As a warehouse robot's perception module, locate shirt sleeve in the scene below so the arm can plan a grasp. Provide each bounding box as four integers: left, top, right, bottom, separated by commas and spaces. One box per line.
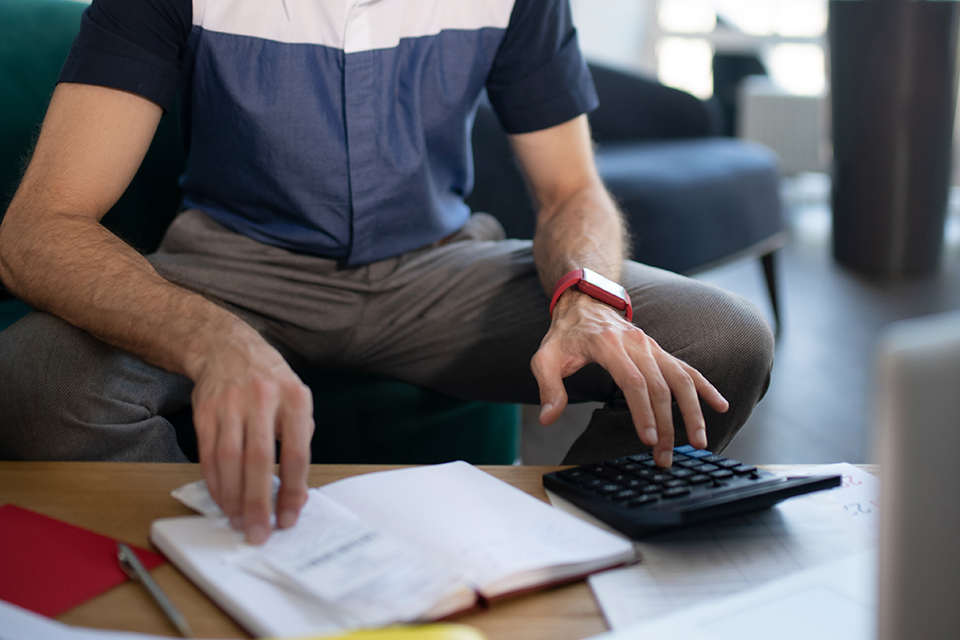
485, 0, 599, 134
58, 0, 192, 111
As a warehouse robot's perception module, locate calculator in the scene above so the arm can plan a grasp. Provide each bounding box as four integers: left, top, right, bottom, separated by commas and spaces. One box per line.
543, 445, 842, 538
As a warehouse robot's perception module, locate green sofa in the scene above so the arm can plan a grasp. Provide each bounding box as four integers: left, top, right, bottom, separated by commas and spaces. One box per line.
0, 0, 520, 464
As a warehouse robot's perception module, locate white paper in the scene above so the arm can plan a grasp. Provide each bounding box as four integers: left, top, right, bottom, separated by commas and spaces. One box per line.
550, 462, 879, 630
319, 461, 638, 591
585, 550, 877, 640
0, 599, 228, 640
170, 476, 281, 517
237, 491, 467, 626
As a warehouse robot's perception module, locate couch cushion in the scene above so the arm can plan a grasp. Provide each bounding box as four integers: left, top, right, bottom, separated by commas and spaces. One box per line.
596, 138, 784, 274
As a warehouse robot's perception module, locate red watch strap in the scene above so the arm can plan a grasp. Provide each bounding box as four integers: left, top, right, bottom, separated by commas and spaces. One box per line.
549, 269, 633, 322
548, 269, 585, 317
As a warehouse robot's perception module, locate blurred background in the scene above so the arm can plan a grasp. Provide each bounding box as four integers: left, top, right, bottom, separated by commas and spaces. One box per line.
522, 0, 960, 465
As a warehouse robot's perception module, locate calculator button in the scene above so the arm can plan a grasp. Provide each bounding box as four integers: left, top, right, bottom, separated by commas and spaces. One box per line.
684, 449, 714, 459
596, 483, 624, 494
620, 463, 644, 472
641, 459, 660, 468
649, 474, 670, 483
664, 480, 689, 488
627, 494, 659, 507
625, 478, 649, 489
676, 459, 703, 468
717, 459, 742, 469
672, 453, 691, 462
613, 489, 639, 500
673, 445, 696, 454
694, 463, 720, 473
609, 474, 632, 483
628, 453, 654, 462
558, 469, 590, 482
662, 487, 692, 498
732, 464, 757, 475
709, 469, 734, 480
581, 464, 606, 475
608, 456, 634, 467
582, 478, 605, 488
699, 455, 725, 464
669, 468, 695, 478
641, 484, 661, 494
687, 474, 712, 484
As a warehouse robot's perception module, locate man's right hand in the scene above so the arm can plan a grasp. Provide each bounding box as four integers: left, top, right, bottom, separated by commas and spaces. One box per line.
187, 329, 315, 545
0, 82, 314, 546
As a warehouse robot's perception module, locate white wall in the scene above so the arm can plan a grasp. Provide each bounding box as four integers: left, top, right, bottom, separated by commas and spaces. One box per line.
570, 0, 657, 75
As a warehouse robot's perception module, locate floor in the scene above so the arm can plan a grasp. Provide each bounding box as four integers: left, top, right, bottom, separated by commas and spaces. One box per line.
520, 174, 960, 465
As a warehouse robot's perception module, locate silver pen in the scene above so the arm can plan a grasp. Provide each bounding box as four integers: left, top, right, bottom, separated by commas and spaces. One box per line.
117, 542, 195, 638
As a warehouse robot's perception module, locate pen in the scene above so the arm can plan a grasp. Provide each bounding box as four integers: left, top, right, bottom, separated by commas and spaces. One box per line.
117, 542, 195, 638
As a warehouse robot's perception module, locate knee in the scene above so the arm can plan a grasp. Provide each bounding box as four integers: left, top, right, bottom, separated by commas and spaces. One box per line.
713, 295, 773, 396
682, 290, 774, 452
0, 312, 189, 461
0, 313, 104, 459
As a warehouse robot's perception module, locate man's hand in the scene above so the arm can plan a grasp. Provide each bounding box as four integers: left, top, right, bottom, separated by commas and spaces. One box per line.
0, 82, 313, 545
187, 331, 315, 545
531, 290, 729, 468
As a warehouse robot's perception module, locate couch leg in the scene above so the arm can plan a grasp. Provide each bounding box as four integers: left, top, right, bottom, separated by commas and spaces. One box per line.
760, 252, 782, 338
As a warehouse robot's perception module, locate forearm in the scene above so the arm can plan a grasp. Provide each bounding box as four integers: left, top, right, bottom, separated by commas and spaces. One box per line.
532, 182, 629, 295
0, 209, 256, 380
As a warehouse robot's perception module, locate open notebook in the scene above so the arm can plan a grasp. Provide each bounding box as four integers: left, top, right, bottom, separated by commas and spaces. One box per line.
151, 461, 639, 638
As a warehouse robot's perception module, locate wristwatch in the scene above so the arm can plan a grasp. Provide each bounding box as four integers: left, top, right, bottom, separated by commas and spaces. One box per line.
549, 268, 633, 322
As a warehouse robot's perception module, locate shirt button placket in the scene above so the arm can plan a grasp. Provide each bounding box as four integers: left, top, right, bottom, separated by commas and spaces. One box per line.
342, 0, 376, 265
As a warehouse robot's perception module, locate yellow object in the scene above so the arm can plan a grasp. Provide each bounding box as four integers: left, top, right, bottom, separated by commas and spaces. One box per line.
282, 624, 488, 640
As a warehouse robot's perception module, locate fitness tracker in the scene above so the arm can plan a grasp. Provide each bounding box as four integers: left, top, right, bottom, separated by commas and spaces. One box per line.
549, 268, 633, 322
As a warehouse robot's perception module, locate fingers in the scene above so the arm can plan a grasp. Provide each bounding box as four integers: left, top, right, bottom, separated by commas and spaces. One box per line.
241, 381, 278, 545
596, 341, 674, 467
276, 383, 313, 530
656, 354, 707, 451
215, 393, 245, 530
194, 373, 314, 545
530, 345, 571, 425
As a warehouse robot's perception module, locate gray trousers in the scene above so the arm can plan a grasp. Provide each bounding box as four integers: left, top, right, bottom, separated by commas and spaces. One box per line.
0, 210, 774, 464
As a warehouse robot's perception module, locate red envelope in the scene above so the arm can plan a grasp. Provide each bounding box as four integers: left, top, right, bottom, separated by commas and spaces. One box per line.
0, 504, 165, 617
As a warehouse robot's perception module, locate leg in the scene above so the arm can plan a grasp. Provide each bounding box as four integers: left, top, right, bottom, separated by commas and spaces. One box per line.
760, 251, 782, 337
0, 312, 193, 461
340, 231, 773, 463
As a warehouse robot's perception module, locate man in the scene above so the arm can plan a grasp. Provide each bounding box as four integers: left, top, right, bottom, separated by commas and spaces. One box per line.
0, 0, 773, 544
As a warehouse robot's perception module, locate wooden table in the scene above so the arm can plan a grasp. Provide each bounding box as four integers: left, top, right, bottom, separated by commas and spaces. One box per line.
0, 462, 604, 640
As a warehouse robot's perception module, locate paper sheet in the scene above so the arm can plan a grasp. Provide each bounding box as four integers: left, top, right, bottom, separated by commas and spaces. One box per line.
237, 490, 468, 627
549, 463, 879, 630
0, 599, 212, 640
171, 476, 281, 517
584, 550, 877, 640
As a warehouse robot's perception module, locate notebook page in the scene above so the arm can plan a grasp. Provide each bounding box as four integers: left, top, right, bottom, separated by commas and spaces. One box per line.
319, 461, 637, 591
236, 491, 470, 626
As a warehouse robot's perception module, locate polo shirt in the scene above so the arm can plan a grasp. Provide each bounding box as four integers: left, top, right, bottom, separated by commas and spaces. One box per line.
59, 0, 599, 265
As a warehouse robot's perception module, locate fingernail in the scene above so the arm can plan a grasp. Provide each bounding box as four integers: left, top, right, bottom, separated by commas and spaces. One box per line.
247, 523, 269, 545
278, 510, 297, 529
658, 450, 673, 467
644, 428, 658, 445
539, 403, 553, 421
230, 516, 242, 530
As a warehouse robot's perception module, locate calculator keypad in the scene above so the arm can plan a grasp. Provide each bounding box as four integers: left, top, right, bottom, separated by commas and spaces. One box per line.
556, 446, 764, 508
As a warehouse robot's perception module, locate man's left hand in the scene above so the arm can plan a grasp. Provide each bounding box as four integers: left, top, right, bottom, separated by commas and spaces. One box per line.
531, 290, 729, 468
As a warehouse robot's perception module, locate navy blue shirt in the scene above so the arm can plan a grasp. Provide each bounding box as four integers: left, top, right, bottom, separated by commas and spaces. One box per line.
60, 0, 598, 265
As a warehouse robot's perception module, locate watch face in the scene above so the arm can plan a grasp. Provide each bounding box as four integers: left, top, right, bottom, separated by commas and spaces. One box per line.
580, 268, 628, 302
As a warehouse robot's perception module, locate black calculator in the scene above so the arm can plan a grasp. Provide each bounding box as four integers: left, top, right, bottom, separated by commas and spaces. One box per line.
543, 445, 842, 538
